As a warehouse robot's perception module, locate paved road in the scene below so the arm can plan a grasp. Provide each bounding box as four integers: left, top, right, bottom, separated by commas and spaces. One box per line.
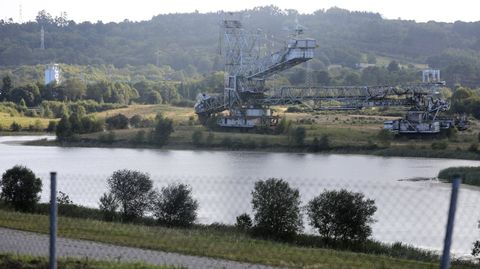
0, 228, 280, 269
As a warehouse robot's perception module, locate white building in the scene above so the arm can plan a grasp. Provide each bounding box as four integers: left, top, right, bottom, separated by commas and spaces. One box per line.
45, 64, 61, 85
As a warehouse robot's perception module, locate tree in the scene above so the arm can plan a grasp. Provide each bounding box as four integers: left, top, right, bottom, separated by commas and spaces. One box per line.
106, 114, 129, 129
311, 135, 330, 152
103, 169, 154, 221
1, 75, 13, 101
153, 183, 198, 227
275, 116, 291, 134
56, 115, 72, 141
129, 114, 143, 128
62, 78, 87, 101
151, 113, 174, 146
307, 189, 377, 241
0, 165, 42, 212
69, 112, 84, 133
251, 178, 302, 240
290, 127, 306, 146
46, 121, 57, 132
387, 60, 400, 72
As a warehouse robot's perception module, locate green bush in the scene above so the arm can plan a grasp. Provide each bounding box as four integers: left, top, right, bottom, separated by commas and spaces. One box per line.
438, 166, 480, 186
106, 114, 129, 130
10, 121, 21, 132
151, 113, 174, 147
235, 213, 252, 231
431, 141, 448, 150
191, 130, 203, 146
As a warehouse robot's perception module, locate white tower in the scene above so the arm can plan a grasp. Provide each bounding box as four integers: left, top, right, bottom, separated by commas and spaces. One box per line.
45, 64, 61, 85
422, 69, 441, 83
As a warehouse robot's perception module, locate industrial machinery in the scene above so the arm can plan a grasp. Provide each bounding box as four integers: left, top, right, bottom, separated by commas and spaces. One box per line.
195, 16, 467, 134
195, 16, 316, 128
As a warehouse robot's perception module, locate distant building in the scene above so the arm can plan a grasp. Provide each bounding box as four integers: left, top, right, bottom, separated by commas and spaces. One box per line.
45, 64, 61, 85
422, 69, 441, 83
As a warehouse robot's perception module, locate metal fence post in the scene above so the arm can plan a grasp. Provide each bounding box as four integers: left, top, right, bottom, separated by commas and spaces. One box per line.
49, 172, 57, 269
440, 177, 461, 269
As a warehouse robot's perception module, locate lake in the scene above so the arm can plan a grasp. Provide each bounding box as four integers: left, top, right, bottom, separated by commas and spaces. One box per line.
1, 135, 479, 257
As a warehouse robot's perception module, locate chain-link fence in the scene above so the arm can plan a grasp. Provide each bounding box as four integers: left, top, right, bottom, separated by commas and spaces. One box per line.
1, 171, 479, 269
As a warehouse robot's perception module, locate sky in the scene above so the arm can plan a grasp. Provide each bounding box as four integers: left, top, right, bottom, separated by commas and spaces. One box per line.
1, 0, 479, 24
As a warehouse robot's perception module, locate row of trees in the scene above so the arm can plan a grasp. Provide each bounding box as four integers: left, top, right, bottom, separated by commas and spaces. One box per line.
97, 172, 377, 242
0, 73, 223, 107
99, 170, 198, 226
238, 178, 377, 242
55, 112, 174, 146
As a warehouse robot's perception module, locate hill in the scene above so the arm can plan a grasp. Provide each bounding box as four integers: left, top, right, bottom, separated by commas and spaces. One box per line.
1, 6, 480, 87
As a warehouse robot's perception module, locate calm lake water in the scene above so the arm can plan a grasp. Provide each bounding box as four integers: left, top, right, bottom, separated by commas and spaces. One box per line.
1, 135, 480, 256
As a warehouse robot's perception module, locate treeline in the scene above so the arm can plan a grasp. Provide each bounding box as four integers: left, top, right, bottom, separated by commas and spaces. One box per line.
0, 70, 224, 107
1, 6, 480, 87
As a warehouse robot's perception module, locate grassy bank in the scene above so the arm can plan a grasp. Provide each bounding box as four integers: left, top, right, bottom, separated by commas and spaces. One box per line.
0, 254, 175, 269
9, 103, 480, 160
0, 208, 476, 269
438, 167, 480, 186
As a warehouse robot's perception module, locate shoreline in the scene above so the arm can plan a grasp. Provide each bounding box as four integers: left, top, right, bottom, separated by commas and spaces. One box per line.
22, 136, 480, 161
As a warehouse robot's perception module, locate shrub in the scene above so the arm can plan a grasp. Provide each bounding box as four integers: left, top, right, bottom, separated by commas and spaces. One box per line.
98, 131, 115, 144
377, 129, 393, 147
431, 141, 448, 150
99, 192, 118, 221
151, 113, 174, 147
57, 191, 73, 205
129, 114, 143, 128
438, 166, 480, 186
251, 178, 302, 240
46, 120, 57, 132
153, 183, 198, 227
56, 115, 72, 141
307, 189, 377, 242
205, 132, 215, 145
106, 114, 129, 130
235, 213, 253, 231
10, 121, 21, 132
101, 169, 154, 221
0, 165, 42, 212
290, 127, 306, 146
132, 130, 146, 144
311, 135, 330, 152
468, 143, 478, 152
191, 130, 203, 146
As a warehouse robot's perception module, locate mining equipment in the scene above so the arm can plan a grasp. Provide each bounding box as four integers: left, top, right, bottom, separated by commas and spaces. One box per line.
194, 16, 467, 134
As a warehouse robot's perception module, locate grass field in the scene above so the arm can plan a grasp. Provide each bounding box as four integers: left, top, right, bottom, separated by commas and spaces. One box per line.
0, 209, 475, 269
0, 112, 53, 131
0, 254, 175, 269
93, 104, 195, 123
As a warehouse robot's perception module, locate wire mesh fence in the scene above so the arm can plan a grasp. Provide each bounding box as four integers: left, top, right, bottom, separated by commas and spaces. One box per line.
1, 172, 480, 268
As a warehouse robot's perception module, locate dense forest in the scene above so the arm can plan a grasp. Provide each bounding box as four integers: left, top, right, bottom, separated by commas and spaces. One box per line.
1, 6, 480, 98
